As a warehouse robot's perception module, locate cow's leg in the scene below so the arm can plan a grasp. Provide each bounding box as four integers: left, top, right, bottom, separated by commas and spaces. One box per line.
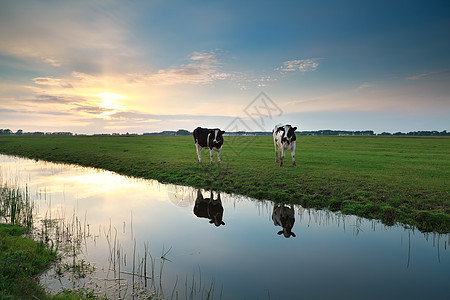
196, 143, 202, 163
280, 147, 285, 167
209, 148, 214, 165
274, 141, 279, 163
291, 143, 296, 167
217, 147, 222, 166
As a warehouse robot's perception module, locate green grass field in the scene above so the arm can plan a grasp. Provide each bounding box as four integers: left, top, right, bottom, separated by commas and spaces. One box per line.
0, 135, 448, 232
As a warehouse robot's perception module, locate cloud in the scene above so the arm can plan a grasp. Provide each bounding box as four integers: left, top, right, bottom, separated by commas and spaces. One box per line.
32, 94, 80, 104
277, 58, 320, 72
407, 70, 450, 80
33, 77, 73, 88
282, 80, 450, 115
72, 105, 113, 116
129, 51, 230, 86
0, 1, 135, 69
353, 82, 374, 92
0, 107, 71, 116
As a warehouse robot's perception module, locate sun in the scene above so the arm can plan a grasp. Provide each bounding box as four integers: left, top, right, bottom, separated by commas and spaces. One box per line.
95, 92, 126, 118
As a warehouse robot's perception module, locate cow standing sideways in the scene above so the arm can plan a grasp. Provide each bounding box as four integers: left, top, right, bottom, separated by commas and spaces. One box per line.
273, 124, 297, 167
193, 127, 225, 165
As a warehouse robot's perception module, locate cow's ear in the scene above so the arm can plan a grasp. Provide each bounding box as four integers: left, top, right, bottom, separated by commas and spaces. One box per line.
291, 232, 296, 237
221, 221, 225, 226
220, 130, 225, 134
277, 230, 283, 235
293, 127, 297, 131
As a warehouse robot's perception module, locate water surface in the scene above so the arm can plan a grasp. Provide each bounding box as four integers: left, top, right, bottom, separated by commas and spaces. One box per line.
0, 154, 448, 299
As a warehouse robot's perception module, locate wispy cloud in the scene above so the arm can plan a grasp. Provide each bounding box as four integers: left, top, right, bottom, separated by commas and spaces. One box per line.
282, 80, 450, 115
31, 95, 80, 104
353, 82, 374, 92
407, 70, 450, 80
276, 58, 320, 72
129, 51, 230, 86
33, 77, 73, 88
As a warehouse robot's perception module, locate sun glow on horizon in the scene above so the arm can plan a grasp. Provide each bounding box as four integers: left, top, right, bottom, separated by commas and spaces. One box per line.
95, 92, 127, 119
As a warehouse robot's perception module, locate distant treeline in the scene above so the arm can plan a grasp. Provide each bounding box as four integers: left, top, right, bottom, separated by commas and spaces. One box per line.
299, 130, 450, 136
143, 129, 191, 136
1, 128, 449, 137
223, 130, 450, 136
0, 129, 73, 136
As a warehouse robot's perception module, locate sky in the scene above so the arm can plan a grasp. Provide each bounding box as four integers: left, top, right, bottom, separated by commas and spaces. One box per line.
0, 0, 449, 134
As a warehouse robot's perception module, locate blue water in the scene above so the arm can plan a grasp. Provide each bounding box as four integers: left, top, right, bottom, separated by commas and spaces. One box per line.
0, 154, 448, 299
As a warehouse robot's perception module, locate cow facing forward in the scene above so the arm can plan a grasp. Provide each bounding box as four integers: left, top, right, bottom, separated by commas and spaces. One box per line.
193, 127, 225, 165
272, 204, 296, 238
273, 124, 297, 167
193, 190, 225, 227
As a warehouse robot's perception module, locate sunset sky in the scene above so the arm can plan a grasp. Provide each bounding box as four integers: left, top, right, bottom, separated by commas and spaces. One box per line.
1, 0, 449, 134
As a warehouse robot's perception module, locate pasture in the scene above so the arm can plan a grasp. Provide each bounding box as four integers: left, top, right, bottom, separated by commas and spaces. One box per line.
0, 135, 448, 232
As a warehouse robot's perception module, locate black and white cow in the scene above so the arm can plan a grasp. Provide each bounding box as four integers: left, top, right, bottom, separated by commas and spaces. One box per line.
193, 190, 225, 227
272, 204, 296, 238
273, 124, 297, 167
193, 127, 225, 165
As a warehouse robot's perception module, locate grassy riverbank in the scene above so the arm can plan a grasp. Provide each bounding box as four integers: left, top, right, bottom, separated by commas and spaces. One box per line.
0, 170, 104, 299
0, 135, 448, 233
0, 224, 104, 299
0, 224, 55, 299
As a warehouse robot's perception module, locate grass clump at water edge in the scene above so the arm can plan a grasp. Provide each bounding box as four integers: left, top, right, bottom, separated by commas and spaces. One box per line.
0, 177, 104, 299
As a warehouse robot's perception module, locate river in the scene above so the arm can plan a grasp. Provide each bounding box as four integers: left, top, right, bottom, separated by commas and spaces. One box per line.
0, 154, 448, 299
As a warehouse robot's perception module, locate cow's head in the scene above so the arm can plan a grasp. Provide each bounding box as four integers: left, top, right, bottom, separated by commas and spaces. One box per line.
282, 125, 297, 144
210, 129, 225, 148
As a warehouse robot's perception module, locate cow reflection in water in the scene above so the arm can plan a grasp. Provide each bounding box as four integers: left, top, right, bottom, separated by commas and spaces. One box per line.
193, 190, 225, 227
272, 205, 296, 238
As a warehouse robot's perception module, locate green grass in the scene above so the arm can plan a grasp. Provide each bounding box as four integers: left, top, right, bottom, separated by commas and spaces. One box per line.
0, 224, 56, 299
0, 135, 449, 233
0, 224, 103, 300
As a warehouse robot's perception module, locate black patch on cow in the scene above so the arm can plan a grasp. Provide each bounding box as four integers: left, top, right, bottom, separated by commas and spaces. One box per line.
193, 127, 225, 149
286, 126, 297, 143
277, 125, 297, 145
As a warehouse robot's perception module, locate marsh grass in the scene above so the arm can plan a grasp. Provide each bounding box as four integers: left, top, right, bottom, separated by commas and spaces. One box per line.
102, 219, 222, 299
0, 182, 34, 228
0, 174, 56, 299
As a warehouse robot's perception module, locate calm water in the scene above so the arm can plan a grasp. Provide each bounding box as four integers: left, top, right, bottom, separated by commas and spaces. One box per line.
0, 154, 448, 299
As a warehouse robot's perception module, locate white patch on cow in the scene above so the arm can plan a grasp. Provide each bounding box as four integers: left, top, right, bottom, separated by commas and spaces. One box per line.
217, 146, 221, 165
206, 132, 211, 148
214, 129, 219, 144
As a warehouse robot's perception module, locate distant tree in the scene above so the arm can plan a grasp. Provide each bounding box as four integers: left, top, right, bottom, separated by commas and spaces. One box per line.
0, 129, 12, 135
176, 129, 191, 136
16, 129, 23, 135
